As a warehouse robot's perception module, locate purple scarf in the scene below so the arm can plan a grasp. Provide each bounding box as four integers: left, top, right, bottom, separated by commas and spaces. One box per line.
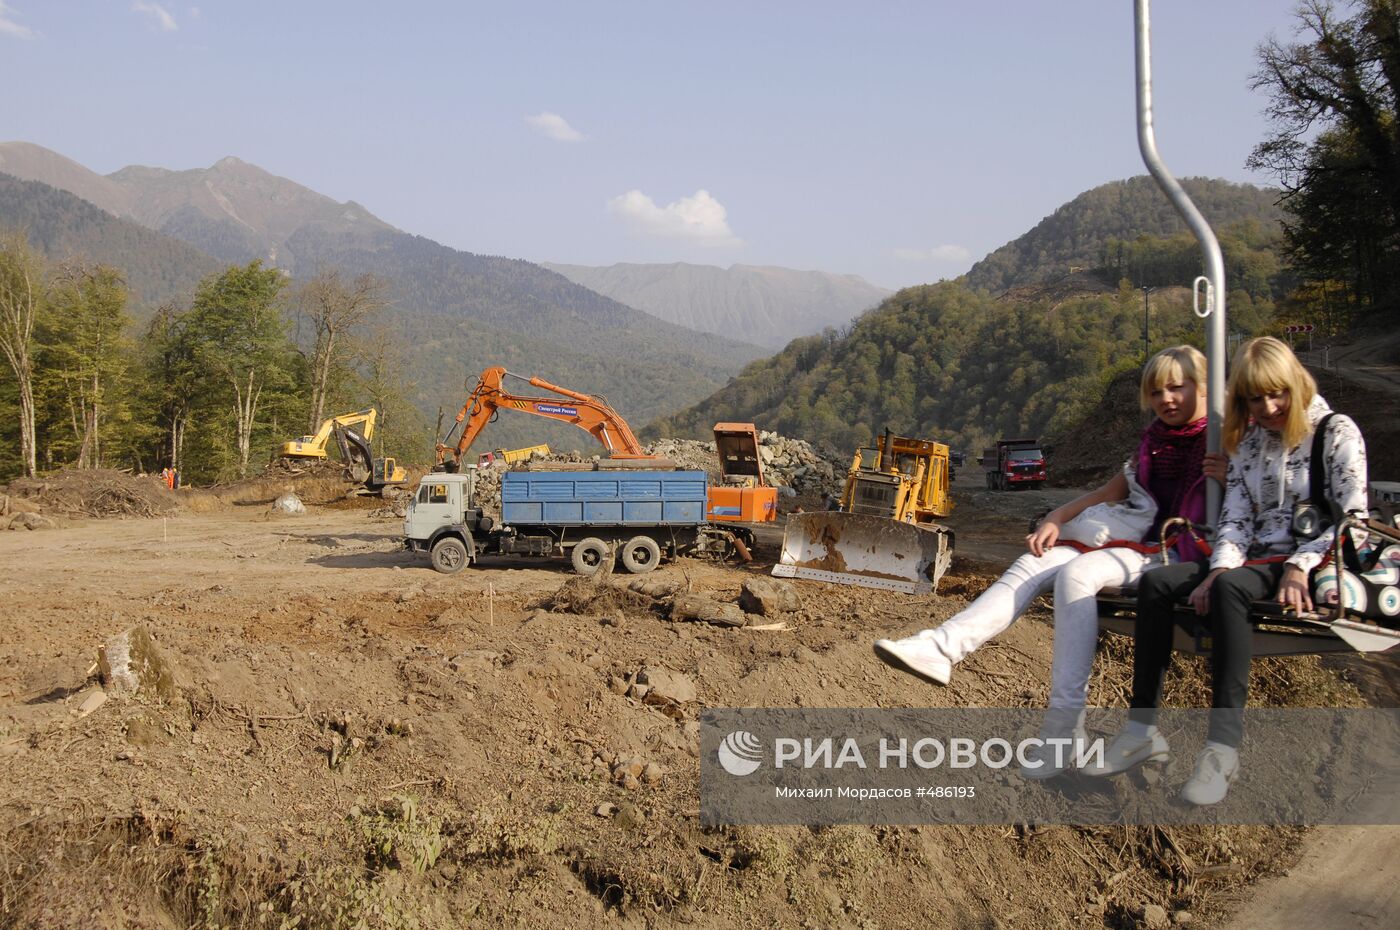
1136, 417, 1208, 557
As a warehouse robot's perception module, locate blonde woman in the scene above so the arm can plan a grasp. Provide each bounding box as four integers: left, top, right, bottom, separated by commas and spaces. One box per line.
875, 346, 1221, 777
1089, 337, 1368, 804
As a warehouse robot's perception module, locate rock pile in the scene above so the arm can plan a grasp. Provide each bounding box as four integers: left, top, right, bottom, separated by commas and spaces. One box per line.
645, 431, 846, 500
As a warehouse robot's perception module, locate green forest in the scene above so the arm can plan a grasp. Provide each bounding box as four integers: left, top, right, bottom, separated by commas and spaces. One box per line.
649, 280, 1215, 455
0, 246, 430, 482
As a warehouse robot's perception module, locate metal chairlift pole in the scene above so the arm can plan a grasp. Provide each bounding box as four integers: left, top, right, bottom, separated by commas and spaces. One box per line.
1134, 0, 1227, 524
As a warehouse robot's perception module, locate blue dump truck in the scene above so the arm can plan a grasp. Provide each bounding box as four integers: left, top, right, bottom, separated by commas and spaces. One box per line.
403, 467, 729, 575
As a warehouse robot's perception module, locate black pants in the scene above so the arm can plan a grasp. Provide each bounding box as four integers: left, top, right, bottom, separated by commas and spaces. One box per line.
1130, 559, 1285, 747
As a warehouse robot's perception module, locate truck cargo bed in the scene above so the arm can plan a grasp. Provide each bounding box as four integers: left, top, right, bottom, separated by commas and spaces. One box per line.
501, 470, 708, 526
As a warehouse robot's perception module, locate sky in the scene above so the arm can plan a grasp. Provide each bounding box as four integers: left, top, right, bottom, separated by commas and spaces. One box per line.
0, 1, 1312, 290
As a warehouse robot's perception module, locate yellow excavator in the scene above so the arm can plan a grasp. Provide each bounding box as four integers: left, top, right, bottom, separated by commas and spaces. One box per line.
773, 429, 954, 594
281, 409, 379, 460
281, 408, 406, 494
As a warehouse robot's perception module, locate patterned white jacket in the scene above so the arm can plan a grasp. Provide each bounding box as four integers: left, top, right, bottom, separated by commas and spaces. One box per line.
1212, 394, 1368, 574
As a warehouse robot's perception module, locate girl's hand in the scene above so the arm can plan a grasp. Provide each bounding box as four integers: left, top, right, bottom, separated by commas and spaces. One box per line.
1026, 516, 1061, 557
1276, 564, 1313, 614
1188, 569, 1226, 615
1203, 452, 1228, 485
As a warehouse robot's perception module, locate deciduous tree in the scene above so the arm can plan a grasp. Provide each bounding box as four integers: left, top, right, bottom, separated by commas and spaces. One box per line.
1249, 0, 1400, 315
0, 232, 43, 477
186, 261, 292, 478
293, 268, 388, 431
40, 263, 132, 468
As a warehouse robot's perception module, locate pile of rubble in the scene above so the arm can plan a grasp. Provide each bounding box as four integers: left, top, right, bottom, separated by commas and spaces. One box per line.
466, 432, 846, 519
1, 468, 182, 528
644, 431, 846, 498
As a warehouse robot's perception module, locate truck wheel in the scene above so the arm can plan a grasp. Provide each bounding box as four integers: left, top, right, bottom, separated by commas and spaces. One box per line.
430, 537, 469, 574
571, 537, 611, 576
620, 535, 662, 574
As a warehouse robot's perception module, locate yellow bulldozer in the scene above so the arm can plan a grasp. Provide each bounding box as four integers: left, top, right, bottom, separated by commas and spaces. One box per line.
773, 429, 955, 594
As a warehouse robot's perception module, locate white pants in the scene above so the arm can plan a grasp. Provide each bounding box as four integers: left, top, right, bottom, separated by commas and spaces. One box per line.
916, 546, 1169, 710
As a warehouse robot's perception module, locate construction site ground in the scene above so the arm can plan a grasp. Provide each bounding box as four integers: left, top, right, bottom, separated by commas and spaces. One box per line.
0, 466, 1395, 930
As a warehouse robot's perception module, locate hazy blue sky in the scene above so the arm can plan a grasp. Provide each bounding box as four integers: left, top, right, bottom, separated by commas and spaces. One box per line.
2, 1, 1309, 289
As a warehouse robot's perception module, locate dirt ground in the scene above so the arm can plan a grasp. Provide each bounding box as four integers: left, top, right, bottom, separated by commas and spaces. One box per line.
0, 463, 1392, 930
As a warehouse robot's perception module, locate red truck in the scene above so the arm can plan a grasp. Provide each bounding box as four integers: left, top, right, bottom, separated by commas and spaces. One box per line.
980, 438, 1047, 490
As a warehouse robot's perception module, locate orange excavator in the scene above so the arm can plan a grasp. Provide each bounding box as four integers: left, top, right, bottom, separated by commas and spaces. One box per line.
434, 366, 656, 470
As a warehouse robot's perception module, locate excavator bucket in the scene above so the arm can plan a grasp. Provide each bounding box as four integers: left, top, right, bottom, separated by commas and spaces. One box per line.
772, 512, 954, 595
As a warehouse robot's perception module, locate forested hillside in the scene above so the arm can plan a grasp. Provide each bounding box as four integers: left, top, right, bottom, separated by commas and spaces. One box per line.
648, 280, 1209, 456
0, 171, 771, 471
965, 176, 1285, 293
651, 177, 1291, 455
0, 173, 220, 309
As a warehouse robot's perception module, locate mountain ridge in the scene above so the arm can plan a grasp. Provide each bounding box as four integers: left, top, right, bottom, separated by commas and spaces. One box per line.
542, 260, 890, 349
0, 144, 770, 447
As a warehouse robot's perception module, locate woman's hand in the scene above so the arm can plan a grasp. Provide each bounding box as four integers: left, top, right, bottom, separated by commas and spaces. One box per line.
1203, 451, 1228, 485
1276, 564, 1313, 614
1026, 512, 1063, 557
1188, 568, 1227, 615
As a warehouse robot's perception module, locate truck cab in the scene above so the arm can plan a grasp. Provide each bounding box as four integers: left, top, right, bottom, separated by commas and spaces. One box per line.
403, 470, 491, 572
981, 438, 1047, 490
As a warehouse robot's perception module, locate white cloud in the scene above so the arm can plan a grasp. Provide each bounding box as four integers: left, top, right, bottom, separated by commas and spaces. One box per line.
0, 2, 35, 39
133, 1, 177, 32
895, 244, 972, 263
607, 189, 741, 247
525, 111, 584, 143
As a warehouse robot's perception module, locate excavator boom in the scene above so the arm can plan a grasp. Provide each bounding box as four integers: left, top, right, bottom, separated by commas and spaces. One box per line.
436, 366, 652, 468
281, 408, 378, 460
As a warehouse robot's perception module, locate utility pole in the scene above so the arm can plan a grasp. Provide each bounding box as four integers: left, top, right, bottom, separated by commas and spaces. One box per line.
1141, 286, 1152, 364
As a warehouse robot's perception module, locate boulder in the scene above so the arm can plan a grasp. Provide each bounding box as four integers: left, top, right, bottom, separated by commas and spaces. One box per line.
5, 512, 56, 531
739, 577, 801, 615
270, 493, 305, 515
636, 666, 696, 704
98, 626, 179, 702
1140, 904, 1170, 930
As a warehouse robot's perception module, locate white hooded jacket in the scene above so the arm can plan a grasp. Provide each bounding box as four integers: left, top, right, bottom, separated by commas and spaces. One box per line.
1211, 394, 1368, 574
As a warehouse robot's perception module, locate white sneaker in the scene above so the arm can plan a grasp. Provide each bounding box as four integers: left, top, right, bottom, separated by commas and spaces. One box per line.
873, 637, 952, 686
1180, 745, 1239, 806
1080, 727, 1170, 777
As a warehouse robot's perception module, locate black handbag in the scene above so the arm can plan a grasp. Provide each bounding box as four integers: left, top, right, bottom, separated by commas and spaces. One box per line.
1290, 413, 1339, 542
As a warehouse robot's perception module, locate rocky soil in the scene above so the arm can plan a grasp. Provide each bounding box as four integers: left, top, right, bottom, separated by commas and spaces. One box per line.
0, 455, 1387, 929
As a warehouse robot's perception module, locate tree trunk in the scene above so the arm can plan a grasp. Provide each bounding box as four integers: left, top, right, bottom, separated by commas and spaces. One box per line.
233, 368, 262, 478
308, 328, 336, 433
17, 376, 36, 478
91, 370, 100, 467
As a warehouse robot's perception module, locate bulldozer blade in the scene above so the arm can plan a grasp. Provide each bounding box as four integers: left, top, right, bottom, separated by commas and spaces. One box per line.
772, 512, 953, 595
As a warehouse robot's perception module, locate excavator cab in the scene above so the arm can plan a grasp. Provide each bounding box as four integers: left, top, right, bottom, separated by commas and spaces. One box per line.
707, 422, 778, 523
335, 425, 408, 495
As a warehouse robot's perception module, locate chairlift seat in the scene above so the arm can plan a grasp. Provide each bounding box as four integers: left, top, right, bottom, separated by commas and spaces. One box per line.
1095, 586, 1393, 656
